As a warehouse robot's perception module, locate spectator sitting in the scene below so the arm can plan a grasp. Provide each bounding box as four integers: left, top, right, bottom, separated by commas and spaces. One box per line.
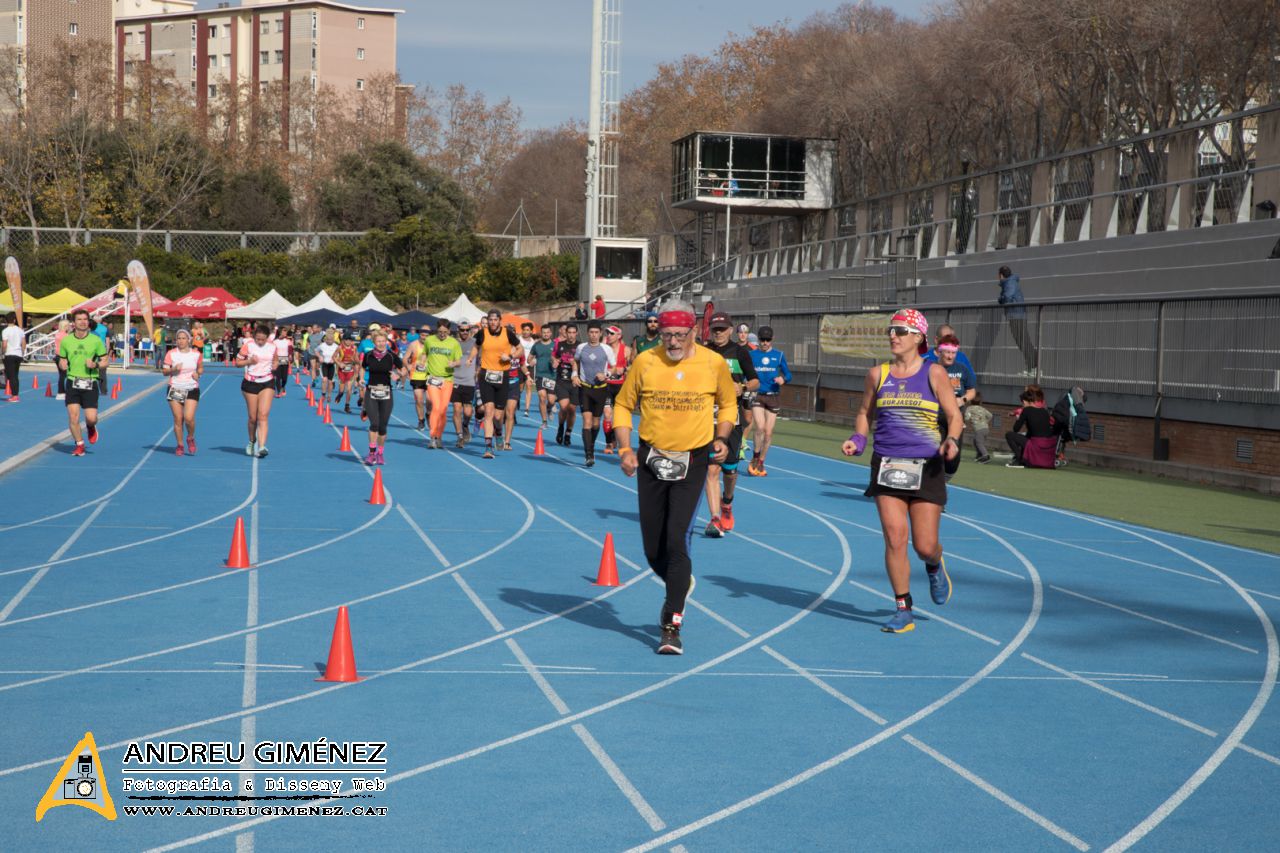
1005, 384, 1055, 468
964, 391, 993, 464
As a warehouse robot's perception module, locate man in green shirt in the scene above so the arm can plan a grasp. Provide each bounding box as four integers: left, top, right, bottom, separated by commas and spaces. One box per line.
58, 308, 110, 456
632, 312, 662, 355
423, 318, 464, 449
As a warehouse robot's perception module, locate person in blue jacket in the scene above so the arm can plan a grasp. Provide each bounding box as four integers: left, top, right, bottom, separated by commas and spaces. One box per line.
747, 325, 792, 476
998, 265, 1037, 374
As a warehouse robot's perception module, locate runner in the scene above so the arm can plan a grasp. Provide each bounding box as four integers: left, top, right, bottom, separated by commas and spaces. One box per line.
613, 298, 736, 655
499, 335, 526, 450
423, 318, 463, 449
335, 333, 360, 413
316, 329, 340, 404
291, 324, 307, 371
519, 321, 537, 415
631, 312, 662, 355
473, 309, 521, 459
405, 328, 431, 429
3, 313, 24, 401
307, 324, 325, 387
701, 312, 759, 537
529, 324, 556, 429
58, 309, 109, 457
842, 309, 962, 633
553, 323, 580, 446
736, 322, 757, 460
271, 326, 293, 398
601, 325, 628, 454
235, 323, 279, 458
355, 323, 380, 419
161, 328, 203, 456
361, 330, 404, 465
573, 321, 616, 467
747, 325, 792, 476
451, 321, 479, 448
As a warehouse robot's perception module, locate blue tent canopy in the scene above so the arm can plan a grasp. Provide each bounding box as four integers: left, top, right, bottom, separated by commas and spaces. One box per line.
392, 310, 441, 329
275, 308, 348, 327
344, 308, 398, 327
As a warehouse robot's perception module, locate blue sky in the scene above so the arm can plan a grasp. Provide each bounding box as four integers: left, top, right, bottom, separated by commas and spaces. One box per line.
199, 1, 932, 128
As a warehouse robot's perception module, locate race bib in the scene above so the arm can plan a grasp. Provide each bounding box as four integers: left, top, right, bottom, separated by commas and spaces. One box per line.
484, 370, 503, 384
428, 376, 444, 387
877, 457, 925, 491
540, 377, 556, 392
72, 377, 95, 391
369, 385, 391, 400
167, 387, 189, 403
645, 447, 691, 481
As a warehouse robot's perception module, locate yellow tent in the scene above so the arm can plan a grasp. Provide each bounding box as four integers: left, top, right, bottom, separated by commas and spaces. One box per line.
25, 288, 89, 314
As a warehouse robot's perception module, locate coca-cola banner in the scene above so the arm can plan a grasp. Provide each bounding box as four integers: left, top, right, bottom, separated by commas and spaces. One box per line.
161, 288, 246, 319
4, 256, 21, 326
126, 259, 155, 340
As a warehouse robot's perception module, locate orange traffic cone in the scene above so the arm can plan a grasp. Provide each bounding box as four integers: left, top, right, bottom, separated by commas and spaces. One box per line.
226, 516, 251, 569
339, 426, 352, 452
294, 372, 300, 385
323, 403, 332, 425
368, 468, 386, 505
533, 430, 545, 456
114, 377, 122, 394
594, 532, 620, 586
110, 385, 119, 400
31, 375, 39, 390
44, 382, 53, 397
316, 606, 361, 682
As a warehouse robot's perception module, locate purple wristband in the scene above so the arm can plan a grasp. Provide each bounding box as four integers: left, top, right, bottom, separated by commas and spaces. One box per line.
848, 434, 867, 455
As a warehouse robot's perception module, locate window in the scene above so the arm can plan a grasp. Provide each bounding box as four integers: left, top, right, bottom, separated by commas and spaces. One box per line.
69, 22, 78, 35
208, 54, 217, 68
259, 81, 268, 94
223, 53, 231, 68
275, 19, 284, 33
208, 84, 217, 98
191, 54, 197, 69
259, 51, 269, 66
124, 60, 134, 74
191, 22, 197, 39
274, 49, 284, 64
357, 17, 365, 29
356, 48, 364, 60
124, 32, 133, 46
355, 78, 364, 91
260, 21, 269, 35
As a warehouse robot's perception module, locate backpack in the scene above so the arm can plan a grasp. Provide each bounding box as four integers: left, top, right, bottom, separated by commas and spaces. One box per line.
1052, 386, 1091, 442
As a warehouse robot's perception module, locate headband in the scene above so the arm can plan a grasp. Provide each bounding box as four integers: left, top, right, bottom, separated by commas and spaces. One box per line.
937, 343, 959, 353
658, 310, 696, 328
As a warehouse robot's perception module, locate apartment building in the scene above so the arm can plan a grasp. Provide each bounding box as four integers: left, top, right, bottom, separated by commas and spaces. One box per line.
116, 0, 403, 144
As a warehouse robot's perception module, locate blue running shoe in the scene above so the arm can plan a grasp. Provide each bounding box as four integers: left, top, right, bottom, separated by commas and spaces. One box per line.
881, 609, 915, 633
927, 558, 951, 606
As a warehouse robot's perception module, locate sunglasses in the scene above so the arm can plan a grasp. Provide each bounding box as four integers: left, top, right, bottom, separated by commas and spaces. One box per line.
887, 326, 920, 337
660, 330, 691, 341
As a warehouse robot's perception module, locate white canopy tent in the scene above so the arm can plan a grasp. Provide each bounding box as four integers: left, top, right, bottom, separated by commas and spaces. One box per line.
435, 293, 487, 324
226, 289, 297, 320
289, 290, 346, 314
345, 291, 396, 316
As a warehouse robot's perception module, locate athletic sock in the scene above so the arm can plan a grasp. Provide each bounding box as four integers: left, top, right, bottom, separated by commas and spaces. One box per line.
925, 561, 941, 574
895, 592, 913, 611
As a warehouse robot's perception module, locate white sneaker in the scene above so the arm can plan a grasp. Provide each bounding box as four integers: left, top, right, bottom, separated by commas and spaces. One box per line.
245, 442, 256, 456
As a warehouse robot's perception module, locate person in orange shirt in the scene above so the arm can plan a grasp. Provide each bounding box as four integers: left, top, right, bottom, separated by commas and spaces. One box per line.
613, 299, 736, 656
472, 308, 521, 459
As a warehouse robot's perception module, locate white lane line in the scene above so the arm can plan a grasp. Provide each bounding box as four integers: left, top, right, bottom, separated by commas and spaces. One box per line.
505, 639, 569, 715
806, 667, 884, 675
695, 517, 833, 575
572, 723, 667, 832
499, 664, 598, 672
902, 734, 1091, 851
848, 579, 1003, 646
1074, 671, 1167, 680
944, 552, 1025, 580
398, 505, 451, 568
0, 501, 108, 622
1050, 585, 1258, 654
1238, 744, 1280, 768
237, 503, 261, 853
1023, 655, 1218, 738
621, 515, 1043, 853
457, 575, 505, 633
760, 645, 886, 725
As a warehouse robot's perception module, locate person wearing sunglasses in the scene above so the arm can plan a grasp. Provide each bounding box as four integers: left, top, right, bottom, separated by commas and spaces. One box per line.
613, 298, 737, 656
842, 308, 963, 634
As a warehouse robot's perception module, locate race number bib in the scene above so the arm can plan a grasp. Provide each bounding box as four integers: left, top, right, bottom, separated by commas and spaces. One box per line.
72, 377, 95, 391
877, 457, 925, 491
645, 447, 691, 481
369, 385, 391, 400
427, 376, 444, 387
540, 377, 556, 392
167, 387, 189, 403
484, 370, 503, 384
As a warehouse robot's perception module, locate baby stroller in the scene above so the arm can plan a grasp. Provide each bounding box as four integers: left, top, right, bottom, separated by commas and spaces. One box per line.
1050, 386, 1091, 468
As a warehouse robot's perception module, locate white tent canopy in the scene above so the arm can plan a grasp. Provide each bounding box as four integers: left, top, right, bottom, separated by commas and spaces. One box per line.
345, 291, 396, 316
226, 289, 297, 320
289, 290, 346, 314
435, 293, 487, 324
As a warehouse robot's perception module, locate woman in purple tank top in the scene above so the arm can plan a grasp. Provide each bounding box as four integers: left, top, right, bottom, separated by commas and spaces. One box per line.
842, 309, 963, 635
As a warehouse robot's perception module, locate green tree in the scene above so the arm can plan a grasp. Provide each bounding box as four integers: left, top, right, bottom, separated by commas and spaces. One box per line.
203, 165, 297, 233
319, 141, 473, 232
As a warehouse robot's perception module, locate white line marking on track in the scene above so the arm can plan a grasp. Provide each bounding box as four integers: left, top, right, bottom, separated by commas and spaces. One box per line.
499, 663, 598, 672
505, 639, 569, 715
572, 722, 667, 832
760, 645, 886, 725
847, 579, 1003, 646
398, 505, 451, 568
1049, 585, 1258, 654
1074, 671, 1167, 680
237, 502, 261, 853
0, 500, 108, 622
1238, 744, 1280, 768
457, 575, 505, 633
902, 734, 1091, 851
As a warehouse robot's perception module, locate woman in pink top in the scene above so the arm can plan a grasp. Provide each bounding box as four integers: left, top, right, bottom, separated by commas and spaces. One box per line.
235, 323, 279, 458
162, 328, 204, 456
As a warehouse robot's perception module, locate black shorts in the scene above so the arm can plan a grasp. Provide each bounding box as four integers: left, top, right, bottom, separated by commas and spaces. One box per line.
64, 383, 100, 409
321, 363, 336, 379
711, 423, 744, 472
241, 379, 274, 395
555, 379, 579, 406
478, 378, 508, 408
451, 384, 475, 404
167, 387, 201, 403
535, 376, 557, 395
752, 394, 780, 412
864, 453, 947, 506
410, 378, 428, 390
579, 384, 609, 417
605, 384, 623, 405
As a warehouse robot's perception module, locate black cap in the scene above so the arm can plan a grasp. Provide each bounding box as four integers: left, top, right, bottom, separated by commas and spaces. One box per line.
758, 325, 774, 340
709, 311, 733, 329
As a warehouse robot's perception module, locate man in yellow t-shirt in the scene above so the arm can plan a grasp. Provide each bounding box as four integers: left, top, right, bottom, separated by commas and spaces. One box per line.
613, 299, 736, 656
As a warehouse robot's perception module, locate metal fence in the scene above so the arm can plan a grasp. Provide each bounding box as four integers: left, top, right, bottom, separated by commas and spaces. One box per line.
605, 294, 1280, 408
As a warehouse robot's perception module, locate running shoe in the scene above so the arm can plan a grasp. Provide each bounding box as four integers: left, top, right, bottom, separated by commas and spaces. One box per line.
87, 424, 98, 444
720, 504, 735, 531
1005, 462, 1024, 468
360, 410, 368, 422
344, 404, 351, 414
704, 517, 725, 538
277, 392, 286, 399
375, 448, 385, 465
657, 625, 683, 655
6, 396, 18, 402
175, 445, 184, 457
425, 437, 435, 450
541, 420, 548, 429
976, 455, 991, 464
927, 557, 952, 606
186, 437, 197, 455
739, 442, 748, 460
755, 463, 768, 477
881, 609, 915, 634
483, 446, 494, 459
363, 450, 378, 464
463, 427, 472, 444
72, 443, 86, 457
603, 445, 615, 455
563, 433, 572, 447
245, 442, 256, 456
885, 604, 916, 630
335, 392, 344, 403
418, 419, 426, 431
503, 442, 513, 451
256, 446, 269, 458
585, 455, 595, 468
454, 437, 465, 449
